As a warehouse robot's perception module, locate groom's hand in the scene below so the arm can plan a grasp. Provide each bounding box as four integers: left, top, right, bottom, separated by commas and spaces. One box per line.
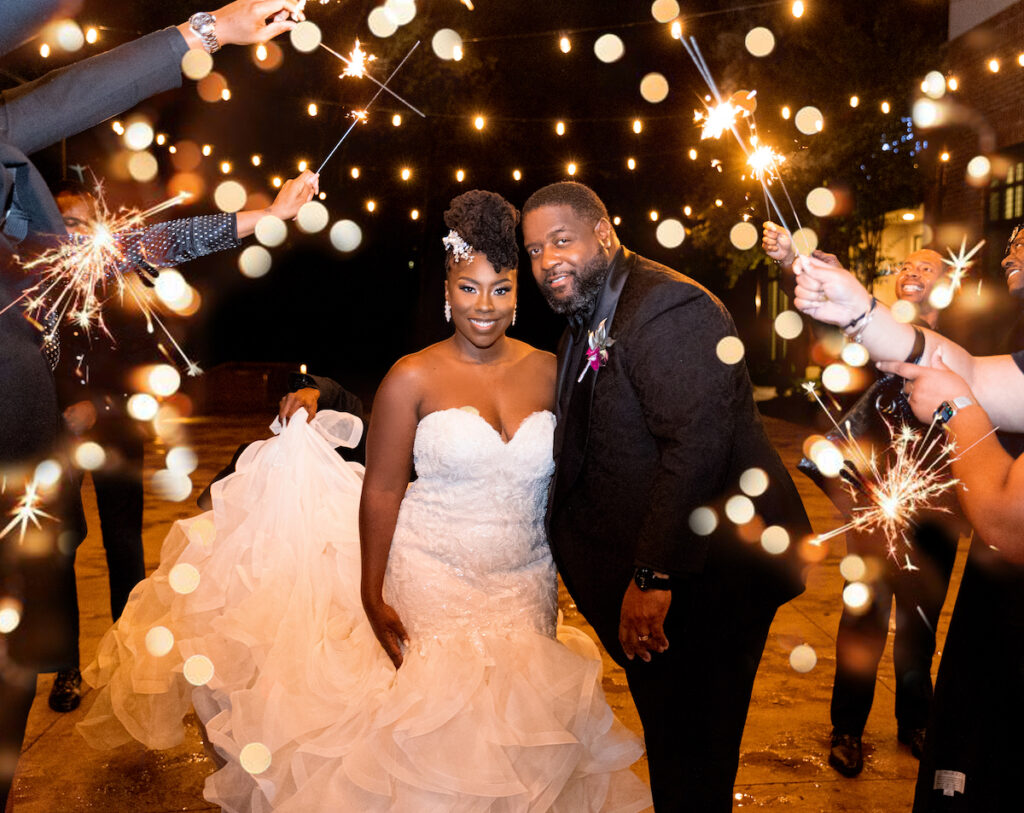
279, 387, 319, 423
619, 582, 671, 663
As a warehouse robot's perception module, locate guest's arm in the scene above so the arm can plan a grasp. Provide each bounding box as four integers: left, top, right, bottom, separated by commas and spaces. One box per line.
793, 254, 1024, 432
878, 353, 1024, 562
358, 358, 421, 668
0, 1, 301, 156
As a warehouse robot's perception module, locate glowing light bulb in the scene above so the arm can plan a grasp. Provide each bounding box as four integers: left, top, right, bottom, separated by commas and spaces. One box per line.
559, 36, 571, 54
366, 199, 376, 212
633, 119, 643, 134
791, 1, 805, 18
392, 113, 402, 126
455, 168, 465, 182
401, 167, 411, 181
251, 154, 261, 166
988, 58, 1000, 73
307, 102, 318, 116
566, 162, 577, 176
512, 169, 522, 181
627, 157, 636, 170
781, 105, 790, 120
410, 208, 420, 220
881, 101, 890, 113
849, 95, 859, 108
473, 115, 485, 130
555, 120, 566, 136
350, 167, 360, 179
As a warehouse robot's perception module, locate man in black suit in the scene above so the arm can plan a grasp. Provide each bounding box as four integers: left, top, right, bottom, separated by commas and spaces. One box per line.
522, 182, 811, 811
0, 2, 301, 804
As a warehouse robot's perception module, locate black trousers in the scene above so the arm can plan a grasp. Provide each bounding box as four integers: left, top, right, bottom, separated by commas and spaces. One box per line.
830, 520, 958, 737
623, 590, 776, 812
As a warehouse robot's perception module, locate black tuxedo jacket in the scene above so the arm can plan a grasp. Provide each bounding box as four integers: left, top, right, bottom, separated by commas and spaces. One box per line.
547, 247, 810, 653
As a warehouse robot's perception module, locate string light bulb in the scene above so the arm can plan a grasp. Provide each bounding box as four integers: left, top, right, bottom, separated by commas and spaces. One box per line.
473, 115, 485, 130
792, 1, 805, 17
40, 43, 50, 57
632, 119, 643, 134
401, 167, 412, 181
86, 28, 99, 44
392, 113, 402, 127
256, 43, 267, 61
410, 209, 420, 220
849, 95, 859, 108
512, 169, 522, 181
307, 102, 318, 116
220, 161, 232, 174
627, 157, 636, 170
688, 148, 698, 160
456, 168, 465, 182
781, 105, 791, 119
940, 151, 950, 162
271, 176, 283, 188
297, 159, 308, 171
559, 36, 571, 54
566, 162, 577, 176
649, 210, 659, 221
350, 167, 360, 179
202, 144, 212, 156
366, 199, 376, 212
988, 58, 1000, 73
251, 154, 261, 166
881, 100, 890, 113
555, 120, 566, 136
947, 76, 959, 91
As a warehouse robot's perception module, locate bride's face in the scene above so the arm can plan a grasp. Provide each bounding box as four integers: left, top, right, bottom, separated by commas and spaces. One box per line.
445, 253, 517, 347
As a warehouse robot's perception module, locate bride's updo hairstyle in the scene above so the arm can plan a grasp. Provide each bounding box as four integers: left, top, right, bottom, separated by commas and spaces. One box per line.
443, 190, 520, 273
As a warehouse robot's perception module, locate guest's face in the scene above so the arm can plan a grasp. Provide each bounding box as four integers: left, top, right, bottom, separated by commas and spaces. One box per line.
522, 204, 611, 315
894, 250, 944, 305
55, 192, 95, 236
445, 252, 516, 348
1001, 230, 1024, 299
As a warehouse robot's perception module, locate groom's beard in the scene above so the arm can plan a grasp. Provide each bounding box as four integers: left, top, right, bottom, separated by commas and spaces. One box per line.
539, 250, 611, 317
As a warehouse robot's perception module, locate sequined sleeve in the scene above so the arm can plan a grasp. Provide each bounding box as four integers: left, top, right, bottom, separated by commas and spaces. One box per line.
120, 213, 240, 269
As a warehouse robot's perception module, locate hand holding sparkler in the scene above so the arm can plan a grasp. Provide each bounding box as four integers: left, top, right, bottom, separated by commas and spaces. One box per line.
236, 170, 318, 238
878, 350, 976, 425
792, 254, 874, 325
762, 222, 797, 266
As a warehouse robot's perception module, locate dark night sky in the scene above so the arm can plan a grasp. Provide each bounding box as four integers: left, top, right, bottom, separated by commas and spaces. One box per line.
3, 0, 951, 400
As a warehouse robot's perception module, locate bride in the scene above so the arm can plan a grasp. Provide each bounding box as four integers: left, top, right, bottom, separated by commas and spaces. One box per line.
79, 190, 651, 812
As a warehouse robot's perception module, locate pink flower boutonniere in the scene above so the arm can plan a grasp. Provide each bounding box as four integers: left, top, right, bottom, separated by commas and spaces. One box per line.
577, 319, 616, 383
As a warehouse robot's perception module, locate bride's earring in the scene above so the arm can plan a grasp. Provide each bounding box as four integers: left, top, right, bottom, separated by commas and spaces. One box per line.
444, 300, 452, 323
511, 305, 517, 327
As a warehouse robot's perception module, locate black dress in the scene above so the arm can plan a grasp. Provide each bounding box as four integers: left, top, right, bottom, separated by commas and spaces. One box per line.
912, 349, 1024, 812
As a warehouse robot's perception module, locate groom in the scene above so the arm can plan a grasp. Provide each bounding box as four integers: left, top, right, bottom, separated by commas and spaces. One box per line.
522, 182, 811, 811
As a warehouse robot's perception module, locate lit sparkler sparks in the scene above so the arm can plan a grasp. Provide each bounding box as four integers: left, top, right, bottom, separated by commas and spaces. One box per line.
0, 477, 55, 543
747, 144, 785, 183
1, 184, 200, 372
319, 39, 425, 118
349, 109, 368, 123
696, 101, 741, 141
800, 382, 977, 562
942, 235, 985, 292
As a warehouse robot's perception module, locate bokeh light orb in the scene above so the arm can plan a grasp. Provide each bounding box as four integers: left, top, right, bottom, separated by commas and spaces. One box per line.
594, 33, 625, 63
774, 310, 804, 340
152, 469, 193, 502
810, 438, 843, 477
385, 0, 417, 26
183, 654, 215, 686
729, 221, 759, 250
75, 442, 106, 471
716, 336, 745, 364
290, 20, 322, 52
744, 27, 775, 57
740, 467, 769, 498
806, 187, 836, 217
155, 270, 188, 306
55, 20, 85, 51
789, 644, 817, 673
725, 494, 756, 525
124, 120, 155, 151
255, 215, 287, 248
891, 299, 918, 323
966, 155, 991, 181
368, 7, 399, 38
761, 525, 791, 554
689, 506, 718, 536
330, 220, 363, 252
145, 626, 175, 657
432, 28, 462, 60
839, 554, 867, 582
841, 342, 870, 367
843, 581, 872, 612
655, 218, 686, 248
35, 459, 63, 487
239, 246, 273, 279
127, 151, 159, 182
922, 70, 946, 99
792, 227, 819, 255
929, 282, 954, 310
181, 49, 213, 80
795, 106, 824, 135
0, 598, 23, 634
149, 364, 181, 397
240, 742, 273, 775
214, 180, 247, 213
297, 201, 330, 234
821, 362, 852, 393
166, 446, 199, 476
640, 72, 669, 103
168, 562, 201, 595
651, 0, 680, 23
128, 393, 159, 421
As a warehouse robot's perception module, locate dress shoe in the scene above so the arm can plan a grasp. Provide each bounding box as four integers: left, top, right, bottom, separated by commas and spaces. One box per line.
828, 730, 864, 777
898, 726, 926, 760
48, 668, 82, 713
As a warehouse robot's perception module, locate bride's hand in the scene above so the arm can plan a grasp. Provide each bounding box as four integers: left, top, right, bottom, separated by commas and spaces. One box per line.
792, 254, 873, 325
364, 599, 409, 668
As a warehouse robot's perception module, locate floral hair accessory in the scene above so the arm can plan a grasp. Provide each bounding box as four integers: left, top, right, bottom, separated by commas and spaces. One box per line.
577, 318, 615, 383
442, 229, 475, 264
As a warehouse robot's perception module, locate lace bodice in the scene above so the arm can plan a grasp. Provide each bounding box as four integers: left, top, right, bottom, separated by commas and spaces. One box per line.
386, 408, 558, 644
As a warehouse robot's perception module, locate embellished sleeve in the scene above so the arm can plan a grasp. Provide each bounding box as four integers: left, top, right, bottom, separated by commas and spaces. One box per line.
119, 213, 240, 270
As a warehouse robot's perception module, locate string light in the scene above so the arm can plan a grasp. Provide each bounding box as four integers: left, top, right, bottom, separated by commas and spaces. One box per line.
401, 167, 412, 180
555, 120, 566, 136
688, 148, 698, 160
202, 144, 212, 156
632, 119, 643, 134
155, 134, 167, 145
791, 1, 805, 17
452, 44, 463, 61
112, 121, 125, 135
473, 115, 485, 130
350, 167, 360, 179
219, 161, 232, 174
455, 168, 465, 182
627, 157, 636, 170
881, 100, 890, 113
559, 36, 571, 54
272, 176, 283, 188
512, 169, 522, 181
392, 113, 402, 126
255, 43, 267, 61
683, 205, 692, 216
649, 210, 659, 221
988, 58, 1000, 73
85, 27, 99, 44
947, 76, 959, 91
566, 162, 577, 175
410, 209, 420, 220
251, 154, 261, 166
366, 199, 376, 212
781, 105, 791, 119
940, 151, 950, 162
307, 102, 318, 116
221, 88, 231, 101
39, 43, 50, 58
297, 159, 308, 171
849, 95, 859, 108
612, 215, 622, 225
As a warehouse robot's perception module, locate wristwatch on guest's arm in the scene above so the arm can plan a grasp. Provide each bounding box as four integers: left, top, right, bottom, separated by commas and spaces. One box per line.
188, 12, 221, 53
633, 567, 672, 591
934, 395, 974, 427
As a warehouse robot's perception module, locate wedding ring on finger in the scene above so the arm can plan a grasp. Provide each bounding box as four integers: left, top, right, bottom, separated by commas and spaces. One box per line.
637, 634, 650, 642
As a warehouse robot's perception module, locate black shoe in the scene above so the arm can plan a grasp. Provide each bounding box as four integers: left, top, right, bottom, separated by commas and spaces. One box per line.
828, 730, 864, 777
48, 668, 82, 713
898, 726, 926, 760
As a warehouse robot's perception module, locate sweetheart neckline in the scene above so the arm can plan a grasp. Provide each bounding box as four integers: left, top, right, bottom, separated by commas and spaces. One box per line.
417, 408, 554, 446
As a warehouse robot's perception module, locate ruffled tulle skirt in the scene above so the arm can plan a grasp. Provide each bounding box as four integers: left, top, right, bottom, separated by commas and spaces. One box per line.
79, 411, 651, 811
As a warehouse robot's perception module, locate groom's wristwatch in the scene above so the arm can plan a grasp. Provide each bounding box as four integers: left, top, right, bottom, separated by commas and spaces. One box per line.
633, 567, 671, 592
288, 372, 320, 392
934, 395, 974, 427
188, 12, 221, 54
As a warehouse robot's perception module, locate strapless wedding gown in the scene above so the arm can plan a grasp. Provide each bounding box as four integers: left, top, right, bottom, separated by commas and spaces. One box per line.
80, 408, 651, 812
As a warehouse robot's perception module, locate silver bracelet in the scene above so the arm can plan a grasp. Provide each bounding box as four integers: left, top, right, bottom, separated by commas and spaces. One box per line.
851, 310, 876, 344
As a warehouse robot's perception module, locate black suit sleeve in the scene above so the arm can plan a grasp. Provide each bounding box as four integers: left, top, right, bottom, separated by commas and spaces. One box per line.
0, 28, 188, 156
623, 288, 746, 575
308, 374, 364, 422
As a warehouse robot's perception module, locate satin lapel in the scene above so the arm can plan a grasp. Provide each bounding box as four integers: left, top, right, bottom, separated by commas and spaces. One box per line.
554, 248, 634, 501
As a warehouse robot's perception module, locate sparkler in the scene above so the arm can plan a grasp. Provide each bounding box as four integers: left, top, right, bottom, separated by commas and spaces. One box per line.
746, 144, 785, 184
1, 183, 201, 373
942, 235, 985, 292
319, 39, 425, 118
0, 476, 55, 544
316, 40, 422, 174
800, 382, 991, 563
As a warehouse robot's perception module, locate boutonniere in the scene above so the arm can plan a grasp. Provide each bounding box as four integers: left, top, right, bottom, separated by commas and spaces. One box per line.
577, 319, 616, 383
